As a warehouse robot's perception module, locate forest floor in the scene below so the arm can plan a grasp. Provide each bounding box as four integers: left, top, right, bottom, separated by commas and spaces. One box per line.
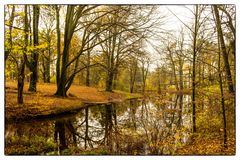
5, 81, 142, 120
176, 132, 235, 155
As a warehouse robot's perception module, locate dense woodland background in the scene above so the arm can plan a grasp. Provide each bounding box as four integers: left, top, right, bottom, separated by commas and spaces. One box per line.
4, 4, 235, 155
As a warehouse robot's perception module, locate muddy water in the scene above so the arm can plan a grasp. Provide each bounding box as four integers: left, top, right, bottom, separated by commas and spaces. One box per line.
5, 94, 192, 155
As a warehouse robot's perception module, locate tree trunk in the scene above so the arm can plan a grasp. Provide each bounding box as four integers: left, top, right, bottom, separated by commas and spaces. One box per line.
42, 40, 51, 83
177, 95, 183, 128
192, 5, 198, 133
46, 38, 51, 83
28, 5, 40, 92
65, 120, 77, 146
142, 82, 146, 94
105, 104, 113, 151
113, 70, 118, 90
55, 81, 67, 97
157, 68, 161, 94
188, 64, 191, 89
213, 5, 234, 93
85, 107, 89, 149
218, 6, 235, 59
142, 65, 146, 94
55, 5, 61, 87
86, 50, 90, 86
141, 61, 149, 94
55, 6, 75, 97
130, 78, 134, 93
217, 35, 227, 149
17, 5, 28, 104
219, 69, 227, 149
106, 70, 114, 92
86, 67, 90, 87
45, 59, 51, 83
41, 56, 46, 82
202, 63, 205, 86
29, 68, 37, 91
167, 47, 179, 91
179, 62, 184, 90
129, 59, 137, 93
55, 121, 68, 152
17, 58, 25, 104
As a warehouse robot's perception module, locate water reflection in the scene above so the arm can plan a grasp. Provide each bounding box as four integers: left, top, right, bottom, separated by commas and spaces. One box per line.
54, 119, 77, 153
5, 94, 191, 155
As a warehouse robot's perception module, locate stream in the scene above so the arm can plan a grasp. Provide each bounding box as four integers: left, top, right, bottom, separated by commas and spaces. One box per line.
5, 94, 192, 155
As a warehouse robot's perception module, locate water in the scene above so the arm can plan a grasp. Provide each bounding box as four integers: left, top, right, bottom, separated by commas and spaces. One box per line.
5, 94, 191, 155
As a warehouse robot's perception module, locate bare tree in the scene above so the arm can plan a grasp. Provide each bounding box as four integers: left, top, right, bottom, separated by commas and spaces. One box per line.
129, 57, 138, 93
217, 37, 227, 148
191, 5, 199, 133
140, 55, 150, 94
55, 5, 61, 87
213, 5, 234, 93
55, 5, 113, 96
39, 5, 55, 83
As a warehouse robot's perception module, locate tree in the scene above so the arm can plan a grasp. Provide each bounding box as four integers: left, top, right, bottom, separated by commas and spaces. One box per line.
55, 5, 81, 96
5, 5, 15, 61
129, 57, 138, 93
191, 4, 199, 133
39, 5, 56, 83
213, 5, 234, 94
166, 42, 179, 91
218, 5, 235, 59
97, 6, 156, 92
155, 65, 162, 94
54, 120, 68, 151
55, 5, 61, 87
139, 55, 150, 94
217, 37, 227, 148
84, 36, 97, 87
55, 5, 107, 96
25, 5, 40, 92
85, 45, 91, 86
97, 6, 129, 92
17, 5, 28, 104
175, 31, 185, 91
17, 50, 25, 103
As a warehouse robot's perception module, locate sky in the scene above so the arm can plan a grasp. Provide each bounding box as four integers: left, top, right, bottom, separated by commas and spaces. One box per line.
161, 5, 194, 31
144, 5, 194, 70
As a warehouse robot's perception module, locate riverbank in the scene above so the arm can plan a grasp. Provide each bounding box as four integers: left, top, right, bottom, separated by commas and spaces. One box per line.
5, 81, 142, 120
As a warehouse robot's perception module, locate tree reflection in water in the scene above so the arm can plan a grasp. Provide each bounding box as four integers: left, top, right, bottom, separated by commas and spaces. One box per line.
71, 94, 191, 155
54, 118, 77, 153
5, 94, 191, 155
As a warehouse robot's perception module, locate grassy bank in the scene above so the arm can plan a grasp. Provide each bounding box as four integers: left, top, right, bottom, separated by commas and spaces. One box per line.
5, 81, 142, 120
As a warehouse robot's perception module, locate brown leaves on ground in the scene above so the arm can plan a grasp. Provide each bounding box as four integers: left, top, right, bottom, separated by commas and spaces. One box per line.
176, 133, 235, 155
5, 81, 141, 120
5, 90, 84, 120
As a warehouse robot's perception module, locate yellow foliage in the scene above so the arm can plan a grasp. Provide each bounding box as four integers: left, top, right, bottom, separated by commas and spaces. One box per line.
174, 133, 181, 140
